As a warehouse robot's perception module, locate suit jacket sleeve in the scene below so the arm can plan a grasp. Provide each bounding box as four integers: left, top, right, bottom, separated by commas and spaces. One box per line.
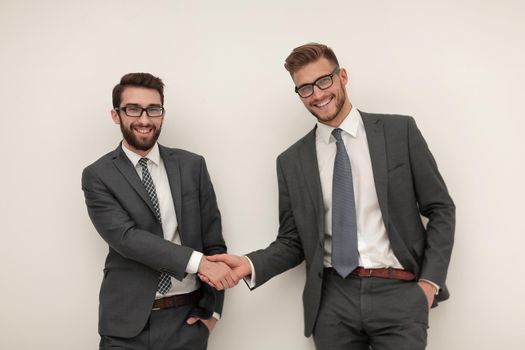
408, 117, 455, 288
246, 156, 305, 288
82, 165, 194, 281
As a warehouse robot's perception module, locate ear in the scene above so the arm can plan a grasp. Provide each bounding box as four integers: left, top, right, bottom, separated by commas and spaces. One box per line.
339, 68, 349, 86
111, 109, 120, 125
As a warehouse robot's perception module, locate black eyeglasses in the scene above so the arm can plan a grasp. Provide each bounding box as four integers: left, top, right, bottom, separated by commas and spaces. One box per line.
115, 105, 165, 118
295, 67, 340, 98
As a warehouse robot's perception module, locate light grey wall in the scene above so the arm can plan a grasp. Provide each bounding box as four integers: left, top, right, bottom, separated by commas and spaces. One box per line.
1, 0, 524, 349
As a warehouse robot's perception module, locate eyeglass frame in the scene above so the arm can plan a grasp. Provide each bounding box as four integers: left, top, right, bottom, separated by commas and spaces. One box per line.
114, 104, 165, 118
294, 66, 341, 98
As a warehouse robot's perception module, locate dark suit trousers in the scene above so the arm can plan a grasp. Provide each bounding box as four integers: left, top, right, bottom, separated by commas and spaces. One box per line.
99, 304, 209, 350
313, 270, 429, 350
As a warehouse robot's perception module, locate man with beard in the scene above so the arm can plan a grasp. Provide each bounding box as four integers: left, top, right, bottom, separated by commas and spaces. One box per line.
82, 73, 238, 350
203, 43, 455, 349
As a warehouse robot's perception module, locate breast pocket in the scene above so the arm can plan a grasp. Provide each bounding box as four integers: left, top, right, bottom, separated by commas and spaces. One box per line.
388, 162, 407, 175
388, 163, 410, 192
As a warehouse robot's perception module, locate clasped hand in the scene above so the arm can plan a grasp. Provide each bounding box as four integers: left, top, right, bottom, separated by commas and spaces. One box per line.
197, 254, 251, 290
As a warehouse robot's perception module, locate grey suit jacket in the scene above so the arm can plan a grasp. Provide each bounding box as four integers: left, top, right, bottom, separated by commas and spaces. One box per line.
247, 112, 455, 337
82, 144, 226, 338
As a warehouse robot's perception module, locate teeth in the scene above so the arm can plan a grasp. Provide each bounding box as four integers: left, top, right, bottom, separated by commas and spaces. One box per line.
135, 128, 152, 134
315, 97, 332, 107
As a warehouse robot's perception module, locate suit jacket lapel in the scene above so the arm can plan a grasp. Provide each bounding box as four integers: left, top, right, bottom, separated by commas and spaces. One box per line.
298, 127, 325, 241
112, 145, 157, 217
159, 145, 183, 236
362, 112, 389, 226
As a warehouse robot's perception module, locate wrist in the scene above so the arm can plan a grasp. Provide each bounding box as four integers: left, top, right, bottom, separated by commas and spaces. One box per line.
418, 280, 438, 294
198, 256, 209, 274
240, 256, 253, 277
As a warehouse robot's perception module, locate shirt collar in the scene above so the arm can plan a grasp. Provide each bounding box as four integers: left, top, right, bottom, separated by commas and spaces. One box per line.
121, 142, 160, 167
316, 106, 361, 144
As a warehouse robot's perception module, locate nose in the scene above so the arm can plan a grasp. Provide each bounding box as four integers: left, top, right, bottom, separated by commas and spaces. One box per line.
137, 110, 150, 122
311, 85, 325, 99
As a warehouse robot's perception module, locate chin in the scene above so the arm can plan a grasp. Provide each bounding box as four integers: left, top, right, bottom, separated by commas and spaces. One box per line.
315, 112, 338, 123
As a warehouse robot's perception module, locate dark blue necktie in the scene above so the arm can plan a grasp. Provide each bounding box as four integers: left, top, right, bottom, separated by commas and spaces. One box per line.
139, 158, 172, 294
331, 128, 359, 278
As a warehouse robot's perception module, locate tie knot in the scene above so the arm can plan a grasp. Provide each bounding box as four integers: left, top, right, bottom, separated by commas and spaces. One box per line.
139, 158, 149, 168
332, 128, 343, 142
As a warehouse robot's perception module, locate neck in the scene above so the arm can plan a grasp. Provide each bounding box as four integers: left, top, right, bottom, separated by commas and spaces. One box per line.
122, 140, 152, 157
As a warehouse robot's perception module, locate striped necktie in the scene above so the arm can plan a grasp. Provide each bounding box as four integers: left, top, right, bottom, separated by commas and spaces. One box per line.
138, 157, 172, 294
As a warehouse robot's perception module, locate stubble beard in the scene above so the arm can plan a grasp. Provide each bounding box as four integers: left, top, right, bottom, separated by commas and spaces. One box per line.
309, 83, 347, 124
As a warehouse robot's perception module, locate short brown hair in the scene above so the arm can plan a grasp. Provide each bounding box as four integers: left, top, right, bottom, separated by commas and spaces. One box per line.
284, 43, 339, 75
112, 73, 165, 108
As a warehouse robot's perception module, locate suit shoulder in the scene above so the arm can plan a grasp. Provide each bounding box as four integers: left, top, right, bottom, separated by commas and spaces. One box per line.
82, 149, 118, 174
277, 128, 316, 161
360, 111, 414, 124
161, 146, 203, 160
360, 111, 417, 132
167, 147, 202, 158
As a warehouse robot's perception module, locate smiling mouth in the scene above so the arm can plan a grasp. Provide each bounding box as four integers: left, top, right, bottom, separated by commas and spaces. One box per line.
134, 126, 153, 135
313, 96, 333, 108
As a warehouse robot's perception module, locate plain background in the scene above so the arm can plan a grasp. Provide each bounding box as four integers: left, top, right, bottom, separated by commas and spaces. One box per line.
1, 0, 524, 349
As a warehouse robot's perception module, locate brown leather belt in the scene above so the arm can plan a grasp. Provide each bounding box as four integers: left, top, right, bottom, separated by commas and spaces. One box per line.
152, 289, 203, 311
326, 267, 416, 281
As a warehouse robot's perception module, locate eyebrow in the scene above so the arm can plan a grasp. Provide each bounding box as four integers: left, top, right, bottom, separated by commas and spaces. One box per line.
297, 72, 333, 88
123, 103, 162, 107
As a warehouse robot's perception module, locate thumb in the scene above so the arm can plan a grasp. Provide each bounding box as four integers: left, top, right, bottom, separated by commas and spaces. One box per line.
186, 316, 200, 325
206, 254, 226, 262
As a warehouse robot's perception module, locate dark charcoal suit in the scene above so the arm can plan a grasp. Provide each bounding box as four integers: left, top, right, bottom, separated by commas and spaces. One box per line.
247, 112, 455, 345
82, 144, 225, 343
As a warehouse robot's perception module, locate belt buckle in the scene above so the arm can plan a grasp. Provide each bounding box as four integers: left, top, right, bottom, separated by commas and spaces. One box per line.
152, 295, 171, 311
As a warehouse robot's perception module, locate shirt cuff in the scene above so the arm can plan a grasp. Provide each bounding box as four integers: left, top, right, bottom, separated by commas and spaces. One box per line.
186, 251, 203, 274
212, 312, 221, 320
243, 256, 256, 288
419, 279, 440, 295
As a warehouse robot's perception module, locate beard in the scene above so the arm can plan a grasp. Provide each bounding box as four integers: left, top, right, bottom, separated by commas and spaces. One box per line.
308, 82, 347, 123
119, 117, 162, 152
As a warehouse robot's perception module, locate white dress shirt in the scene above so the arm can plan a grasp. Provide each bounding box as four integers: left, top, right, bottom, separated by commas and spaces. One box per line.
316, 107, 402, 269
122, 143, 203, 298
247, 107, 439, 291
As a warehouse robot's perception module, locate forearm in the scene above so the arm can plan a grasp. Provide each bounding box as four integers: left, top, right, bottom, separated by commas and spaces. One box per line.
82, 168, 193, 280
407, 116, 455, 286
419, 210, 455, 286
247, 237, 304, 288
96, 221, 194, 280
245, 157, 306, 287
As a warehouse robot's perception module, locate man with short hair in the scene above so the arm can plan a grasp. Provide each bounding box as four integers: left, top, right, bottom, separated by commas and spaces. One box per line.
82, 72, 236, 349
204, 44, 455, 349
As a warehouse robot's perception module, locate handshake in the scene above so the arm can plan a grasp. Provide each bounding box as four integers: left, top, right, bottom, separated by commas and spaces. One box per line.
197, 254, 252, 290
